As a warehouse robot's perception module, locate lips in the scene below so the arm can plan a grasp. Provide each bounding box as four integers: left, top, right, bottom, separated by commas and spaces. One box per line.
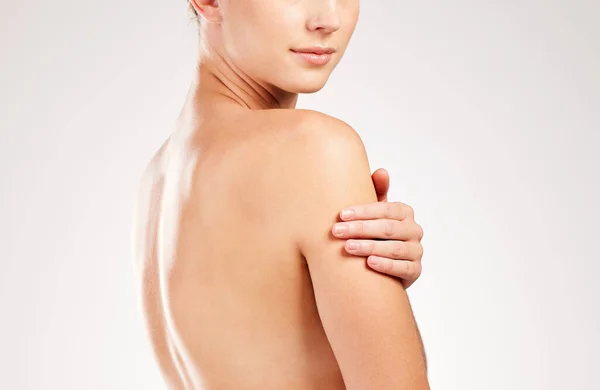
291, 47, 336, 55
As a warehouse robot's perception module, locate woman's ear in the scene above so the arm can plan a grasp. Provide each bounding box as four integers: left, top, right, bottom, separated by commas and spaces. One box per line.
189, 0, 222, 24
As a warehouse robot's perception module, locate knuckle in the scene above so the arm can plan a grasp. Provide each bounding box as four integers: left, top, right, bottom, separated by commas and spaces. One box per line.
416, 223, 424, 240
415, 262, 423, 278
398, 260, 410, 276
365, 241, 375, 254
392, 243, 405, 258
408, 263, 421, 281
384, 220, 395, 237
381, 258, 393, 273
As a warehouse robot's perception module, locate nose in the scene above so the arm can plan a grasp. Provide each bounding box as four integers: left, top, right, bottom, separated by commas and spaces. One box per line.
306, 0, 341, 34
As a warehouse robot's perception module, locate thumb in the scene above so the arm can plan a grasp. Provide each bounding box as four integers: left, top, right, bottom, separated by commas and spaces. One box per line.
372, 168, 390, 202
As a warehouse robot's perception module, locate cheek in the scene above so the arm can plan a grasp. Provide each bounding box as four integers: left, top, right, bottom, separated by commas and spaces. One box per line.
343, 4, 360, 37
222, 25, 281, 79
222, 1, 303, 55
222, 16, 298, 81
335, 9, 359, 55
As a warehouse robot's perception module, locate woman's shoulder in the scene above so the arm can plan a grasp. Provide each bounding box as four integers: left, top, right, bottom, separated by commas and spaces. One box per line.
251, 108, 371, 186
252, 108, 365, 149
258, 108, 353, 128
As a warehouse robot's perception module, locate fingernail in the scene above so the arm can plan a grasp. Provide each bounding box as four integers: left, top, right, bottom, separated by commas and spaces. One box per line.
368, 257, 379, 266
341, 209, 355, 220
334, 224, 348, 235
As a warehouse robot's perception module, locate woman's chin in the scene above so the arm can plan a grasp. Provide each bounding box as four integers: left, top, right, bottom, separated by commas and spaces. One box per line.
285, 76, 331, 95
294, 84, 326, 94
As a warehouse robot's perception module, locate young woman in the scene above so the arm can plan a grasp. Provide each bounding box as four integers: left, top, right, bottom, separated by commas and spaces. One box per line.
132, 1, 429, 388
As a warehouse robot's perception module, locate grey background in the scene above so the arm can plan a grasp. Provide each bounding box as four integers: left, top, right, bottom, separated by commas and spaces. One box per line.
1, 0, 599, 389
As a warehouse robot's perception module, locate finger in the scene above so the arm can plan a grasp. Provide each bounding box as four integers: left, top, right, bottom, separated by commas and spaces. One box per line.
345, 239, 423, 261
333, 219, 416, 240
367, 256, 422, 282
371, 168, 389, 202
340, 201, 414, 222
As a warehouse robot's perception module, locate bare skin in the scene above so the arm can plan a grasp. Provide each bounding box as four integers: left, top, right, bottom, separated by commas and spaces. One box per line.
132, 85, 428, 390
132, 1, 428, 388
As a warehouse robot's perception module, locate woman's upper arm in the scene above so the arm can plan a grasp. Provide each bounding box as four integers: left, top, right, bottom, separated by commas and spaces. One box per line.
293, 114, 429, 389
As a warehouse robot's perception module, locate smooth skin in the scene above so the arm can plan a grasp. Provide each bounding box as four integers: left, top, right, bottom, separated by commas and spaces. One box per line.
132, 0, 428, 388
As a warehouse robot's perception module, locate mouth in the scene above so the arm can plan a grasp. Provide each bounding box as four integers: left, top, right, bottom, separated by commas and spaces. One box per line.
291, 47, 336, 55
290, 47, 336, 66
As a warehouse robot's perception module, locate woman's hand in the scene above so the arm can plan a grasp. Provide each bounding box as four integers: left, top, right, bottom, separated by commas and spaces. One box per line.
332, 168, 424, 289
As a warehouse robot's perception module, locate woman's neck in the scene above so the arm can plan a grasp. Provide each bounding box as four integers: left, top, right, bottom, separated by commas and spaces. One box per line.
188, 40, 299, 111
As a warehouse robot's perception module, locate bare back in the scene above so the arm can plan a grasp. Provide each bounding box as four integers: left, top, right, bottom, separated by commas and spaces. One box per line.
132, 108, 346, 389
